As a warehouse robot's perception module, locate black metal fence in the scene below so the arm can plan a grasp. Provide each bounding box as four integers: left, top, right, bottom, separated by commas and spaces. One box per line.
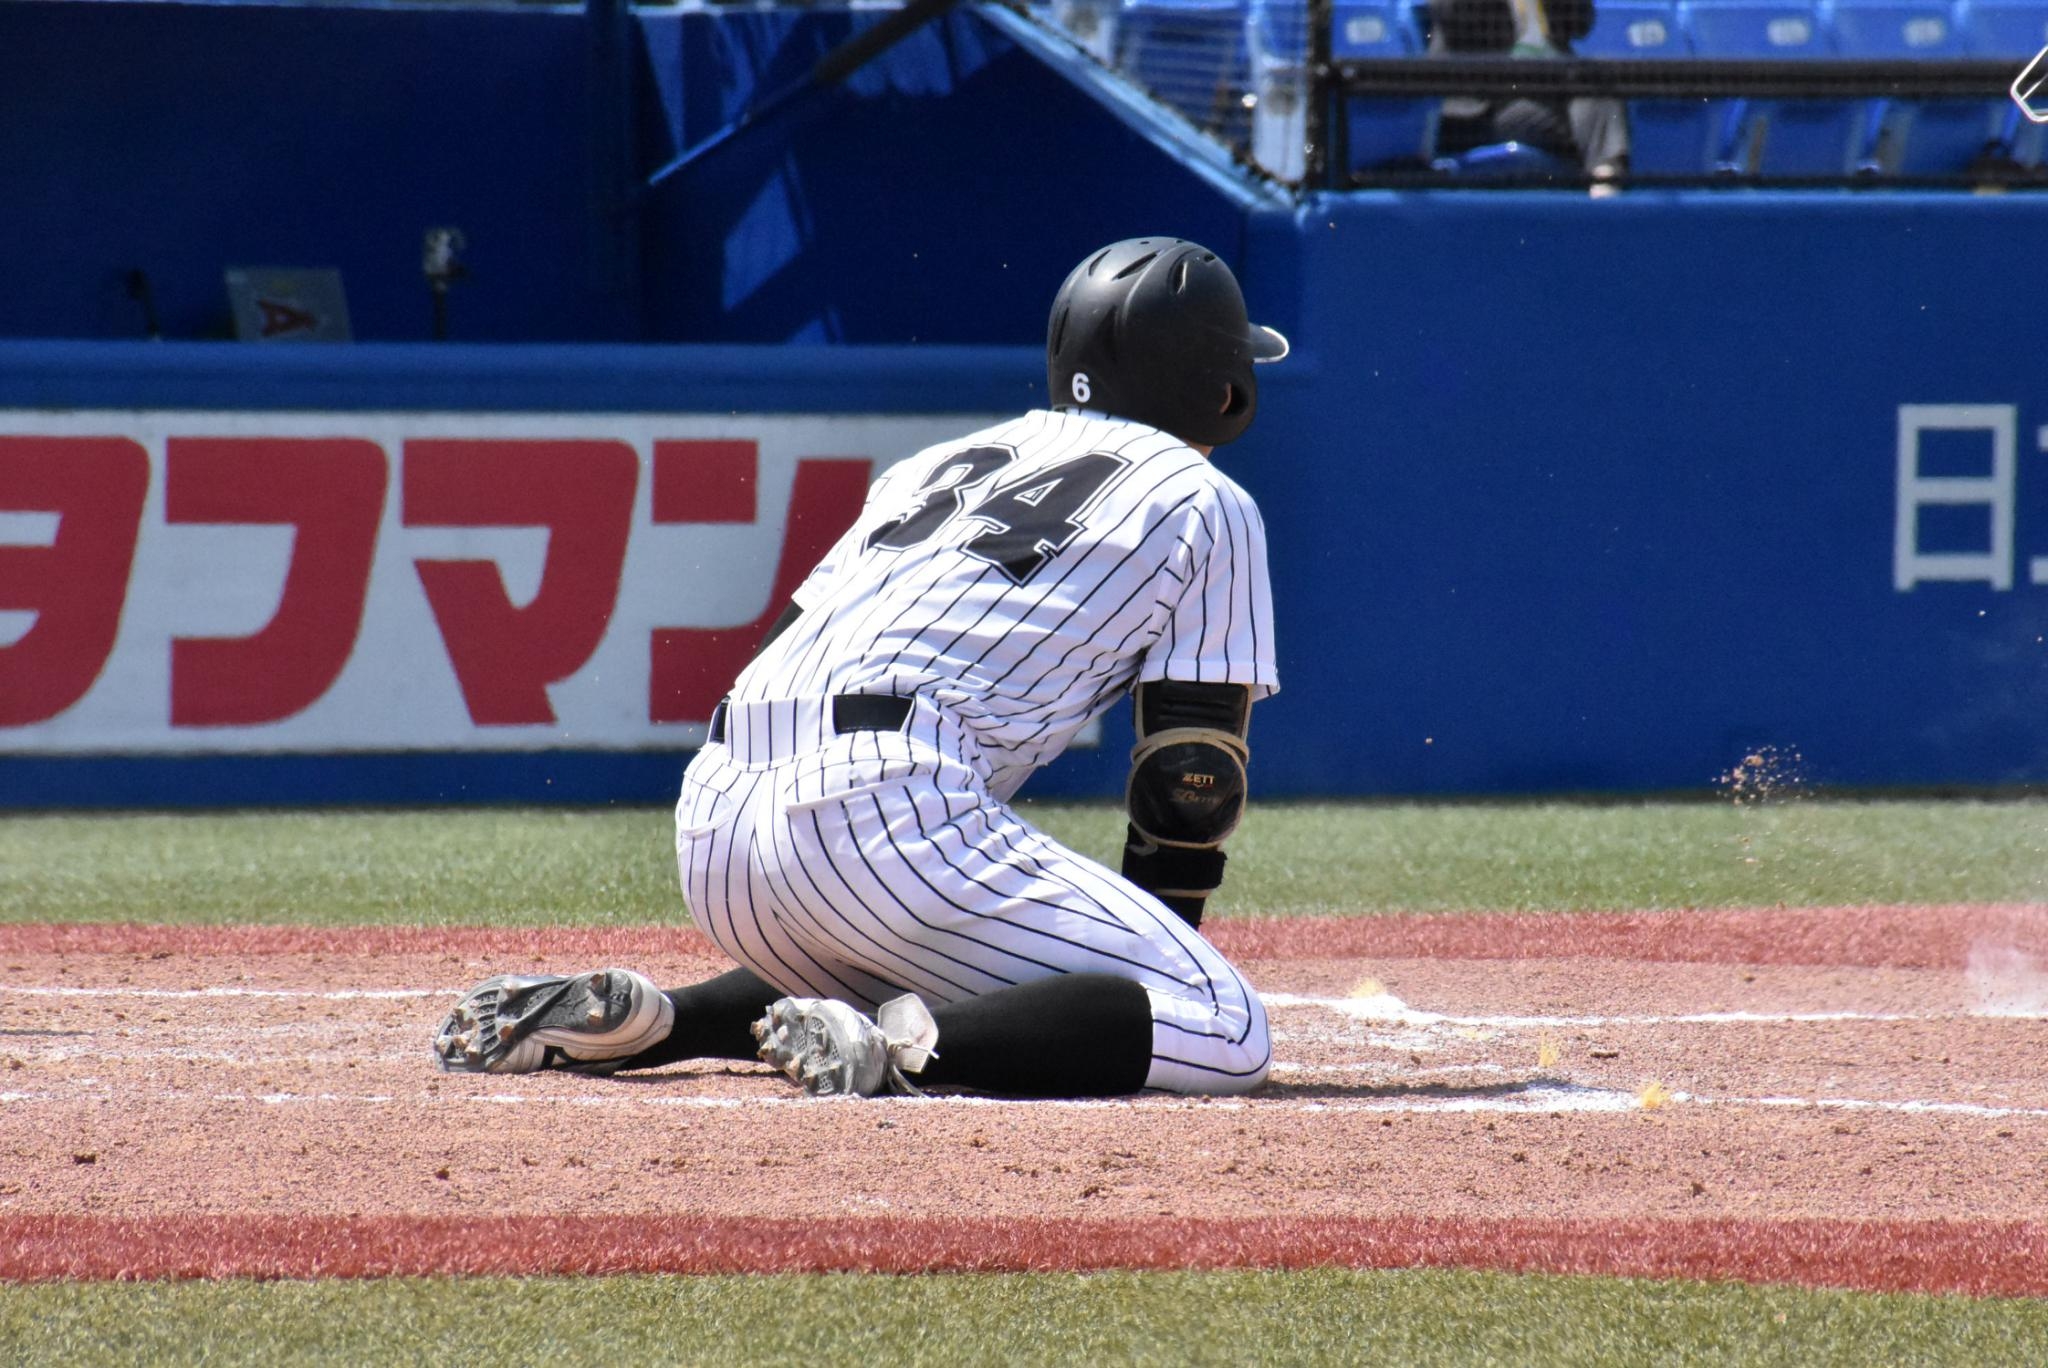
1030, 0, 2048, 189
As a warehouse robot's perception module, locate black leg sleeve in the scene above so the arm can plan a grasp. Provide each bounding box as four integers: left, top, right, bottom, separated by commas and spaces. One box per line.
611, 966, 781, 1070
918, 974, 1154, 1098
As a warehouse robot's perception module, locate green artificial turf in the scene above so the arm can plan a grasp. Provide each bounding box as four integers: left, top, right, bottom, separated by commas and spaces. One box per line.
0, 807, 681, 927
1204, 796, 2048, 915
2, 797, 2043, 926
3, 1268, 2045, 1367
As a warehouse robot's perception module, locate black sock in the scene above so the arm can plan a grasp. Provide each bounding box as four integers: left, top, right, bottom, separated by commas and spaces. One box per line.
612, 966, 780, 1070
918, 974, 1153, 1098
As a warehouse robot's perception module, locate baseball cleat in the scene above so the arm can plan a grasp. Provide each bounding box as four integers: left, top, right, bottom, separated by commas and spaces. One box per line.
751, 994, 939, 1098
432, 968, 673, 1074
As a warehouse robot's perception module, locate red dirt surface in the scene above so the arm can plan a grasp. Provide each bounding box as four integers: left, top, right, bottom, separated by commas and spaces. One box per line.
4, 1214, 2045, 1297
4, 905, 2047, 1293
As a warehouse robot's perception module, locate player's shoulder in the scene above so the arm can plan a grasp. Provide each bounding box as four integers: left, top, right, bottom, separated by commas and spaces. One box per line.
1195, 462, 1263, 517
1099, 418, 1261, 515
1035, 410, 1224, 485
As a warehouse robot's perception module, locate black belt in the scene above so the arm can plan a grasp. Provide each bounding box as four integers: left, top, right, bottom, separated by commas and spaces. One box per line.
707, 694, 913, 746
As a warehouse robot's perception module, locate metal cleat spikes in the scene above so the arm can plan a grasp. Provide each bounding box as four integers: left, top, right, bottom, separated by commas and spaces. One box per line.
431, 968, 671, 1075
751, 995, 936, 1098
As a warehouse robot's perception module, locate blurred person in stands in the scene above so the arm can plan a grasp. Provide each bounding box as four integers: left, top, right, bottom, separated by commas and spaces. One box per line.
1428, 0, 1630, 188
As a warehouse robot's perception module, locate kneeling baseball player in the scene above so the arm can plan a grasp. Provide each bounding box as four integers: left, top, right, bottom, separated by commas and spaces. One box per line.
433, 238, 1285, 1098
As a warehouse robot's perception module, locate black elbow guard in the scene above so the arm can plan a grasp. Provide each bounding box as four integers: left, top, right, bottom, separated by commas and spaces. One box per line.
1122, 681, 1253, 928
1125, 727, 1248, 849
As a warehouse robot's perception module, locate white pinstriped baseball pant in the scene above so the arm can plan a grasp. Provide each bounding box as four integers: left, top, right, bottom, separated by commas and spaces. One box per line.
673, 694, 1270, 1095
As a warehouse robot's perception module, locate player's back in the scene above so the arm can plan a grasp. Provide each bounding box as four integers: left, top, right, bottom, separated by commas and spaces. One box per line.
734, 408, 1273, 792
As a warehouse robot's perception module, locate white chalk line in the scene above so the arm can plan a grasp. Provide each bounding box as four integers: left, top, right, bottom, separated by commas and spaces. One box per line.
1269, 1061, 1510, 1080
7, 1044, 1452, 1073
6, 1048, 419, 1064
3, 986, 442, 1001
1686, 1093, 2048, 1119
1260, 993, 2047, 1028
0, 1082, 1640, 1116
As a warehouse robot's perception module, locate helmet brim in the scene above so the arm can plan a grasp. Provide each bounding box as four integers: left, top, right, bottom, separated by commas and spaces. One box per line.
1249, 324, 1290, 364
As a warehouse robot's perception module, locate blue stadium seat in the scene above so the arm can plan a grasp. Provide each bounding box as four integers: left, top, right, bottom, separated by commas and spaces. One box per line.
1576, 0, 1720, 173
1118, 0, 1255, 151
1429, 138, 1575, 172
1955, 0, 2048, 164
1833, 0, 2008, 174
1681, 0, 1857, 174
1331, 0, 1426, 52
1830, 0, 1962, 50
1579, 0, 1688, 51
1954, 0, 2048, 54
1332, 0, 1434, 169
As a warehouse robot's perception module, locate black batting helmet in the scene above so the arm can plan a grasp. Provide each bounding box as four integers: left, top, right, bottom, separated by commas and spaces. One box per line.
1046, 238, 1289, 449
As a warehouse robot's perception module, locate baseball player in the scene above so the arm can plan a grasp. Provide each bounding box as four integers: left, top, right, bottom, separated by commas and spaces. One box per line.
433, 237, 1286, 1098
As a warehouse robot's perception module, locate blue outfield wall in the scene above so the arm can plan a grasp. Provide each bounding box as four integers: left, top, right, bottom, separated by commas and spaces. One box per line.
1247, 193, 2048, 797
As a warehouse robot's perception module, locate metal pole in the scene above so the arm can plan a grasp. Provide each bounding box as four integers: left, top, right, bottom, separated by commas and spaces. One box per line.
1303, 0, 1334, 188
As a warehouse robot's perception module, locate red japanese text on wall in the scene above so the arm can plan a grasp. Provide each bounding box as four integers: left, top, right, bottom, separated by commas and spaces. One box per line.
0, 412, 984, 752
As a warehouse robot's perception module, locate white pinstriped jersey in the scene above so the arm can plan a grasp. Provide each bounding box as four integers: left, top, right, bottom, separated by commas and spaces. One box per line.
679, 406, 1279, 1092
728, 408, 1279, 799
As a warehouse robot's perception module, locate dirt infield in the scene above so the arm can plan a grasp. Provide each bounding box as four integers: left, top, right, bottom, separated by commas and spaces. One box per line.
4, 905, 2047, 1294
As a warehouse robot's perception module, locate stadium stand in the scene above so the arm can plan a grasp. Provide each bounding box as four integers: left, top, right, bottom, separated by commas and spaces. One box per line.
1575, 0, 1718, 173
1681, 0, 1860, 175
1331, 0, 1436, 168
1579, 0, 1688, 50
1035, 0, 2047, 183
1959, 0, 2048, 54
1833, 0, 2009, 174
1417, 0, 1609, 175
1956, 0, 2048, 162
